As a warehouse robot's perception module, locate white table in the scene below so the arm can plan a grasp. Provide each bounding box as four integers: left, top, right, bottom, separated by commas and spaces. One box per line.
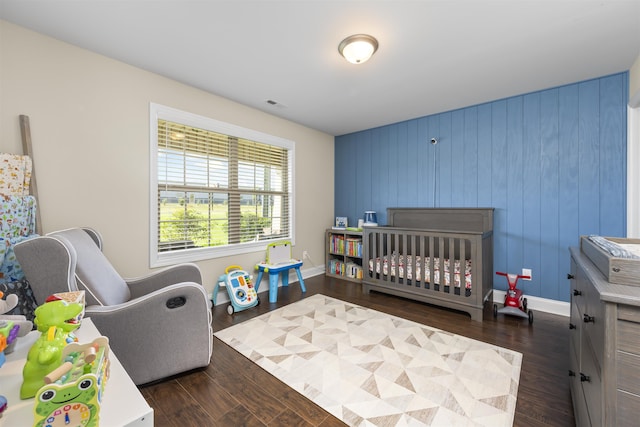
0, 318, 153, 426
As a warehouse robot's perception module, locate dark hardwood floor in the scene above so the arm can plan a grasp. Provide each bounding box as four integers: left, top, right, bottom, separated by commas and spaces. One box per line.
140, 275, 575, 426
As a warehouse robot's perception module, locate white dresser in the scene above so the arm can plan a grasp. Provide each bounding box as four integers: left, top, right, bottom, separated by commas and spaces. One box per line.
0, 317, 153, 426
569, 246, 640, 427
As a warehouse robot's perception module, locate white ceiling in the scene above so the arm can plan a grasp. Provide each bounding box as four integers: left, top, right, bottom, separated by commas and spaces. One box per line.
1, 0, 639, 136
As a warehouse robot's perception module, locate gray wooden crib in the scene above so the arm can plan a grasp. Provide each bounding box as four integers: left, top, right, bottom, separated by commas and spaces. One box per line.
362, 208, 494, 321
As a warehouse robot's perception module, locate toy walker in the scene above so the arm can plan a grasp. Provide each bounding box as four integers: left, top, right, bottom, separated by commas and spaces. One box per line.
493, 271, 533, 324
213, 265, 259, 315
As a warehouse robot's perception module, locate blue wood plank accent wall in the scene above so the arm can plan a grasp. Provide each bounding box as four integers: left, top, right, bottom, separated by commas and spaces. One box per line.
335, 72, 628, 302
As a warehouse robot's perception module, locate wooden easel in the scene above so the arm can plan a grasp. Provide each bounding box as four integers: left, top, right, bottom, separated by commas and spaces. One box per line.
19, 115, 42, 235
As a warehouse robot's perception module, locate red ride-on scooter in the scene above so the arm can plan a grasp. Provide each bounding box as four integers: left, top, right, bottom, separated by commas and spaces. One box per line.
493, 271, 533, 324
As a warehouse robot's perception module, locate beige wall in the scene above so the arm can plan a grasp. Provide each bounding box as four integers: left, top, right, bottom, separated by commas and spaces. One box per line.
0, 20, 334, 295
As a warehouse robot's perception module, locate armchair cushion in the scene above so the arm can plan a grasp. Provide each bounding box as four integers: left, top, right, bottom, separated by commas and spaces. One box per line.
48, 228, 130, 306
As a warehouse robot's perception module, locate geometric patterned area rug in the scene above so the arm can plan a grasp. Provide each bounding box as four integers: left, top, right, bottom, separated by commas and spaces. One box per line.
215, 294, 522, 426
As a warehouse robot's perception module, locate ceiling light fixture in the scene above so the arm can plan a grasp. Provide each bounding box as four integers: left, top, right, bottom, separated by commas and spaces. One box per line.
338, 34, 378, 64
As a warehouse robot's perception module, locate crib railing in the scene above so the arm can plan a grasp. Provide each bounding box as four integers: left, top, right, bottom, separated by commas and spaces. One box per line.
362, 226, 491, 314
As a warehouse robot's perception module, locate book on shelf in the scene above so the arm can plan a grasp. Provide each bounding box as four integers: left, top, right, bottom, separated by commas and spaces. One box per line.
328, 259, 345, 275
330, 234, 346, 254
345, 262, 363, 279
345, 237, 362, 257
328, 259, 363, 279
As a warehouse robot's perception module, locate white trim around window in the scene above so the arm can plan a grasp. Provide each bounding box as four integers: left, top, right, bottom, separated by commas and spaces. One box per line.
149, 103, 296, 267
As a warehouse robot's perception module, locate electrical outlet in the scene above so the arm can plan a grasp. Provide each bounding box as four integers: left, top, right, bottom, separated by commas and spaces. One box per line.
522, 268, 532, 280
303, 250, 309, 259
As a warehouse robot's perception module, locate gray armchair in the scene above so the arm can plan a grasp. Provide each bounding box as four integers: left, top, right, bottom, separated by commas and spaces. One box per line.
14, 227, 213, 385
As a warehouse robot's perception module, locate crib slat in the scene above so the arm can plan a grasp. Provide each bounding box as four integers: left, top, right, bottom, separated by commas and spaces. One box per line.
396, 231, 400, 283
429, 236, 436, 289
409, 236, 422, 288
403, 234, 408, 285
369, 231, 375, 278
378, 231, 384, 279
460, 239, 467, 294
438, 238, 445, 293
417, 235, 424, 287
449, 237, 456, 294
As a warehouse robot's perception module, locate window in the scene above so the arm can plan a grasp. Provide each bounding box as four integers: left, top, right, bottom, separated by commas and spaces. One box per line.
150, 103, 294, 266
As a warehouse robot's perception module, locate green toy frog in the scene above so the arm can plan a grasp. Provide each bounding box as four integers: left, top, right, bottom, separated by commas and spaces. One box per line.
32, 373, 99, 427
20, 300, 84, 399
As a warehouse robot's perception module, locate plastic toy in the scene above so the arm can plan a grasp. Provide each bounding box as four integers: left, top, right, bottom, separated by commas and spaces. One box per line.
0, 319, 20, 367
0, 316, 32, 356
493, 271, 533, 324
45, 291, 86, 323
213, 265, 259, 315
33, 337, 110, 427
0, 291, 19, 314
21, 299, 84, 399
0, 394, 7, 418
1, 290, 35, 357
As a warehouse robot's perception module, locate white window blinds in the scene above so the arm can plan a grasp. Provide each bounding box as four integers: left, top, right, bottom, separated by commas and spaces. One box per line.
150, 104, 294, 264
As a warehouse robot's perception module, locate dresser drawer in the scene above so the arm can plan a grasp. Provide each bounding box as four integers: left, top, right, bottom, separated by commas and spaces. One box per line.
569, 301, 582, 366
618, 305, 640, 323
582, 283, 604, 368
571, 264, 588, 315
570, 343, 591, 427
581, 339, 602, 427
617, 350, 640, 396
617, 390, 640, 427
618, 307, 640, 356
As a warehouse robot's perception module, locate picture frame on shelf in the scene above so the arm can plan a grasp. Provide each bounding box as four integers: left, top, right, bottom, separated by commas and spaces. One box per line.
334, 216, 348, 229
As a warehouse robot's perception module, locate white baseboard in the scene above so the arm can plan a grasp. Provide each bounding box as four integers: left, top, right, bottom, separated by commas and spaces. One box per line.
212, 267, 571, 318
211, 265, 325, 305
492, 289, 569, 317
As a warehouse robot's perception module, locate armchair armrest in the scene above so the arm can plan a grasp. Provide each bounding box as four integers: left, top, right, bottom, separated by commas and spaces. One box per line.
84, 282, 212, 385
125, 263, 203, 299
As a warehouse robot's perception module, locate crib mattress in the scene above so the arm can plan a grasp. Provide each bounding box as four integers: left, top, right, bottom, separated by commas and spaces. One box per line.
368, 255, 472, 289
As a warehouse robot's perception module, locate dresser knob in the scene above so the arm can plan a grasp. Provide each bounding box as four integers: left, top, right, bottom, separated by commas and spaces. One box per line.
572, 289, 582, 296
580, 373, 590, 382
583, 314, 595, 323
568, 370, 576, 377
567, 273, 575, 279
569, 323, 576, 330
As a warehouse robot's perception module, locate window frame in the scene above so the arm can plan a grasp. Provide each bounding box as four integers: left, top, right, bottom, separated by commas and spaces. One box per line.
149, 103, 295, 267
